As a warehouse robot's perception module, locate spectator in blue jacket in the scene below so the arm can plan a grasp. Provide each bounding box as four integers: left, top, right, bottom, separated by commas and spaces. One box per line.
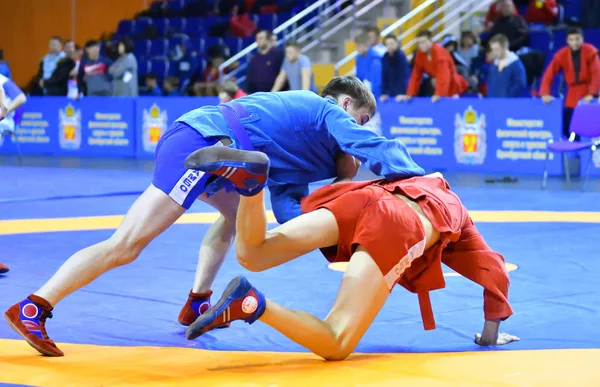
380, 35, 409, 102
355, 34, 382, 99
486, 34, 527, 97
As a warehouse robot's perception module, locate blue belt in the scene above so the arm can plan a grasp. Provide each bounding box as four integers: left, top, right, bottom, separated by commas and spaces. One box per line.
217, 102, 255, 151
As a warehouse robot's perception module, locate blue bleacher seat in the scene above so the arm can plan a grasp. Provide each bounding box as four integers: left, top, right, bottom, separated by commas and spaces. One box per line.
116, 20, 135, 38
275, 12, 292, 27
585, 29, 600, 48
203, 16, 229, 36
223, 37, 241, 55
149, 39, 168, 58
134, 17, 152, 36
202, 37, 221, 55
189, 38, 203, 55
166, 0, 184, 12
242, 37, 254, 49
184, 17, 203, 37
255, 14, 276, 31
529, 30, 553, 53
551, 28, 567, 53
150, 59, 169, 83
138, 59, 151, 76
168, 18, 186, 35
134, 40, 150, 57
168, 37, 189, 52
153, 18, 169, 38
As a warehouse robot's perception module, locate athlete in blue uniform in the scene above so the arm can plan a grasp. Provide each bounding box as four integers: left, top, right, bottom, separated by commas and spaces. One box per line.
5, 76, 425, 357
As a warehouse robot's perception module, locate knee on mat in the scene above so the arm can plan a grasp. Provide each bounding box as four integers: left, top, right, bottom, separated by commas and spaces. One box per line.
321, 344, 353, 361
236, 253, 266, 272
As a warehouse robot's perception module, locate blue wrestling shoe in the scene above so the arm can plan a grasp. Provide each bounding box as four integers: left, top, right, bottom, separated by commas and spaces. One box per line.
185, 147, 269, 196
185, 276, 266, 340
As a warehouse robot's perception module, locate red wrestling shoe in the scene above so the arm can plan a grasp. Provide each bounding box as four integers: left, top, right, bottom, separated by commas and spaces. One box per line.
178, 290, 231, 328
0, 261, 9, 273
186, 276, 266, 340
185, 147, 269, 196
4, 295, 64, 356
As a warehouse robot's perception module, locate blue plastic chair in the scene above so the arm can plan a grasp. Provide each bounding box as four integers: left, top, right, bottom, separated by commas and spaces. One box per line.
184, 17, 203, 37
153, 18, 169, 38
542, 103, 600, 190
150, 59, 169, 83
134, 40, 150, 57
149, 39, 168, 58
116, 20, 135, 38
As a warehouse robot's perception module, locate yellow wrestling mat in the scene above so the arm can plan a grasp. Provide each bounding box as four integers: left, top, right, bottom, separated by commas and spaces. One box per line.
1, 210, 599, 235
0, 339, 598, 387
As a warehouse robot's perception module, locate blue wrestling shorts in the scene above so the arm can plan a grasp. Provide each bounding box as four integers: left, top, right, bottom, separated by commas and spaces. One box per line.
152, 121, 225, 209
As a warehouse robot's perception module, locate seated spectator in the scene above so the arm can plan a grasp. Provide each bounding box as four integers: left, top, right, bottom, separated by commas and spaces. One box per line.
78, 40, 113, 96
355, 33, 383, 99
484, 0, 529, 52
45, 40, 77, 96
0, 49, 10, 78
37, 36, 66, 95
163, 76, 183, 96
367, 26, 386, 57
539, 27, 600, 138
485, 0, 517, 30
380, 35, 409, 102
487, 34, 527, 97
171, 41, 199, 88
442, 34, 478, 93
142, 73, 162, 96
458, 31, 480, 69
246, 29, 284, 93
525, 0, 558, 25
218, 79, 247, 103
402, 30, 469, 102
230, 5, 257, 38
67, 44, 83, 99
109, 38, 138, 97
271, 40, 317, 92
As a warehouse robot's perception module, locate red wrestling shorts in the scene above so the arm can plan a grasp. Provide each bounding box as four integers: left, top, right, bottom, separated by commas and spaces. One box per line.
318, 185, 428, 290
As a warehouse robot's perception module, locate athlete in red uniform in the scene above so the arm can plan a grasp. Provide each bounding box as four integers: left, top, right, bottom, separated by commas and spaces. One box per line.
184, 147, 519, 360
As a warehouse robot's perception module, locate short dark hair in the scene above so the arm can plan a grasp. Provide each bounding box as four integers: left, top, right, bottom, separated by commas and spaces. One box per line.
384, 34, 397, 43
255, 29, 273, 39
460, 30, 476, 43
50, 35, 63, 43
285, 40, 300, 49
567, 26, 583, 37
489, 34, 509, 46
321, 76, 377, 116
417, 30, 432, 39
85, 40, 99, 48
354, 33, 369, 45
145, 73, 157, 81
367, 26, 380, 35
218, 79, 240, 98
118, 38, 134, 54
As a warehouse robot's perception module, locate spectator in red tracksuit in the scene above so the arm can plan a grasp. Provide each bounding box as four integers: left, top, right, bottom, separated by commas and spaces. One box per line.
485, 0, 518, 30
525, 0, 558, 25
400, 30, 469, 103
539, 27, 600, 138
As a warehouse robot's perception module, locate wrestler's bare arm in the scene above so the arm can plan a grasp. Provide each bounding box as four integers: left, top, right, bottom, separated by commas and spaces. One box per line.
333, 152, 361, 184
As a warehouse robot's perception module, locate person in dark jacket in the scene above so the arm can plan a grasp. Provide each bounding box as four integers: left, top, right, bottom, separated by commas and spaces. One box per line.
484, 0, 529, 52
78, 40, 113, 96
380, 35, 409, 102
246, 29, 284, 93
45, 40, 77, 96
486, 34, 527, 97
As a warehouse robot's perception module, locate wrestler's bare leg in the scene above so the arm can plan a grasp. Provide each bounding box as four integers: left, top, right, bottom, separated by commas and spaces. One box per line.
233, 190, 439, 360
191, 189, 239, 293
260, 246, 389, 360
35, 184, 186, 305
